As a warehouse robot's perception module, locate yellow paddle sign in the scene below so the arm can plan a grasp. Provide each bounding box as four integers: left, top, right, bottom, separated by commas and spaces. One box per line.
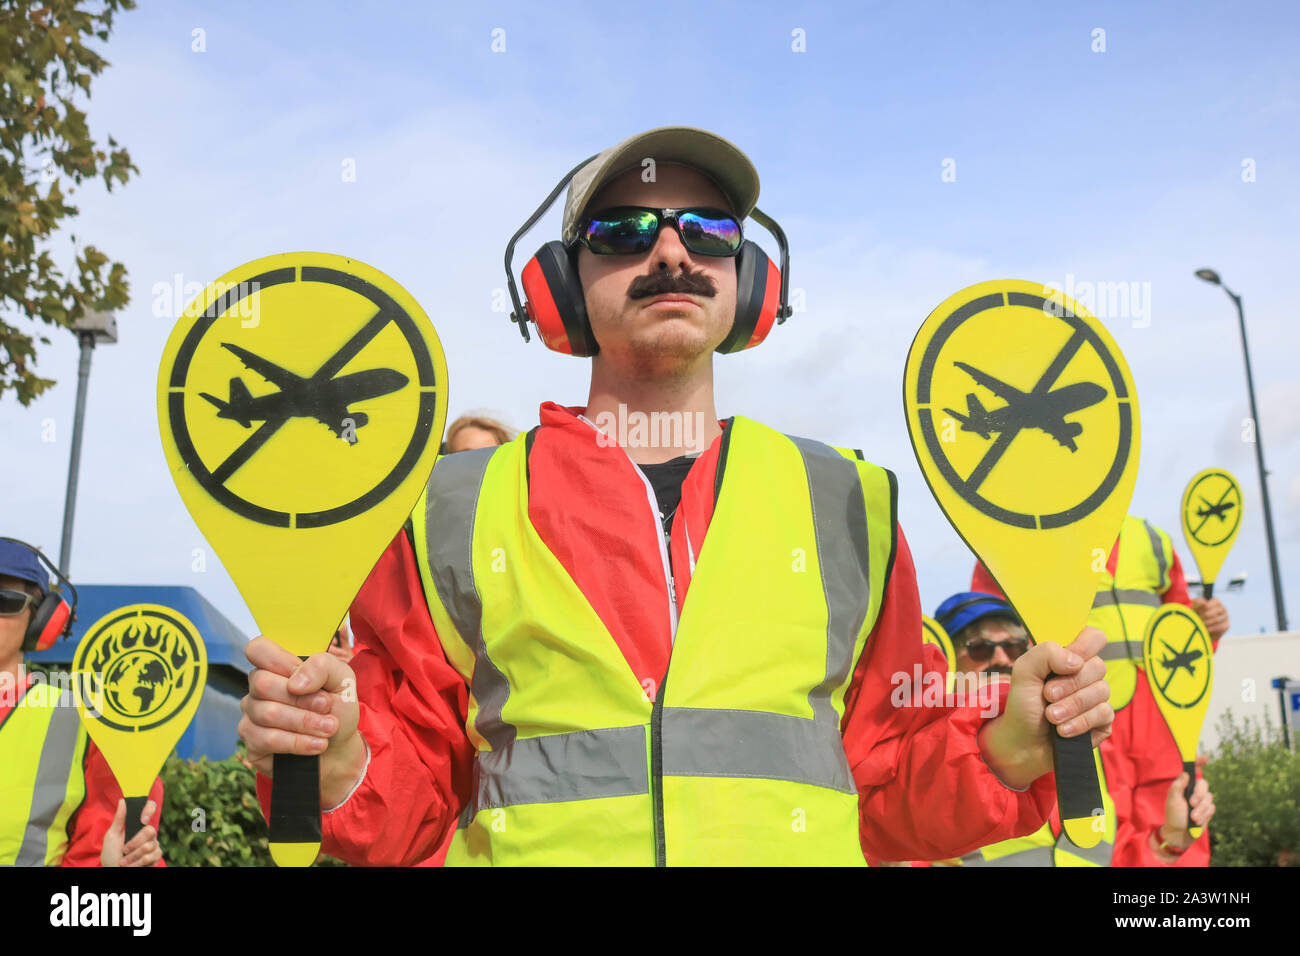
73, 604, 207, 839
921, 614, 957, 673
1142, 604, 1214, 839
904, 279, 1140, 850
1180, 468, 1243, 599
157, 252, 448, 866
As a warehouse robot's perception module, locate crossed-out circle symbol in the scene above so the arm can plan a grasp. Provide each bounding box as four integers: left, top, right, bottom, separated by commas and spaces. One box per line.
165, 266, 438, 528
915, 290, 1134, 530
1184, 472, 1242, 548
1145, 608, 1212, 710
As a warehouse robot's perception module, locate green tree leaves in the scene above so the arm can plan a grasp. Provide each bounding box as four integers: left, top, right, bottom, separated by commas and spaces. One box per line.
0, 0, 137, 405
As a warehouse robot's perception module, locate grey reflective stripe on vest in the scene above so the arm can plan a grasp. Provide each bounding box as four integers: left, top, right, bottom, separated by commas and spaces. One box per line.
1143, 521, 1168, 587
15, 690, 81, 866
662, 708, 855, 793
961, 846, 1054, 867
1092, 589, 1162, 609
1057, 835, 1114, 866
468, 726, 650, 817
1099, 640, 1143, 661
462, 708, 855, 821
786, 435, 871, 730
426, 447, 514, 756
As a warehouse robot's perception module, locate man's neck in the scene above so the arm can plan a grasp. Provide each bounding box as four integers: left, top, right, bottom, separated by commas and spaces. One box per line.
585, 357, 723, 465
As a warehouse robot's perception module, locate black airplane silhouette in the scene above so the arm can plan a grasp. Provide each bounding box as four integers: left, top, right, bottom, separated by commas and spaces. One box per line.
1196, 496, 1236, 521
942, 361, 1107, 452
199, 342, 407, 441
1159, 639, 1204, 678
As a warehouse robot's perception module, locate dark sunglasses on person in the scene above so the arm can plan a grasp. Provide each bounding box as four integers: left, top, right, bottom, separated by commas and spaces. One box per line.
576, 206, 743, 257
962, 635, 1030, 662
0, 588, 35, 616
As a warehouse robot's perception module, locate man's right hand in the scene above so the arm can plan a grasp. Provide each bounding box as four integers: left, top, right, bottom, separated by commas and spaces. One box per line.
239, 636, 366, 810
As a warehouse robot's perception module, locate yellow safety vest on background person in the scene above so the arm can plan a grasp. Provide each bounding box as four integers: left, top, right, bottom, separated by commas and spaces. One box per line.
0, 680, 89, 866
410, 416, 897, 866
1088, 515, 1174, 711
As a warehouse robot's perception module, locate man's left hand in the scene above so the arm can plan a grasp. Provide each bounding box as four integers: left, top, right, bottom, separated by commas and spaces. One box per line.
978, 626, 1112, 790
1191, 597, 1229, 640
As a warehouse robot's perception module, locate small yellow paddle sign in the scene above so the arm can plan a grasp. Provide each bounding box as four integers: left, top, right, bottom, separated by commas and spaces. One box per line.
921, 614, 957, 673
904, 279, 1140, 850
1180, 468, 1243, 599
73, 604, 207, 839
157, 253, 447, 866
1142, 604, 1214, 839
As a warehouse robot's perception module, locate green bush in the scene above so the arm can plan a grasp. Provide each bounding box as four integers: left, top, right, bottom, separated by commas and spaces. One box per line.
158, 746, 348, 867
1204, 710, 1300, 867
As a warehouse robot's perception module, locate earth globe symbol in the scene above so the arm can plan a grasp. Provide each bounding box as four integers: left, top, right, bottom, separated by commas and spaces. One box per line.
104, 649, 174, 721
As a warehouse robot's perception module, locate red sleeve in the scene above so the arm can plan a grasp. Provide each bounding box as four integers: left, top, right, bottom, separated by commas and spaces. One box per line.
843, 526, 1056, 863
256, 529, 474, 866
1162, 551, 1192, 608
61, 741, 165, 867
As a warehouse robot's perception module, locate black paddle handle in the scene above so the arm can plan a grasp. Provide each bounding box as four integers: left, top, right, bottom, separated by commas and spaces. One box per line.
123, 795, 148, 843
270, 753, 322, 845
1053, 718, 1103, 843
269, 654, 323, 849
1203, 580, 1214, 600
1183, 758, 1198, 808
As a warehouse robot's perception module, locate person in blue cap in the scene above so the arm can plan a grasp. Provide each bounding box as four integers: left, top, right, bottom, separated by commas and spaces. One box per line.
0, 538, 165, 866
932, 589, 1215, 867
934, 591, 1030, 680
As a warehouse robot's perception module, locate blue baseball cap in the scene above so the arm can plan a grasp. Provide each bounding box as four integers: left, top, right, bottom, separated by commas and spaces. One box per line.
0, 539, 49, 595
934, 591, 1021, 639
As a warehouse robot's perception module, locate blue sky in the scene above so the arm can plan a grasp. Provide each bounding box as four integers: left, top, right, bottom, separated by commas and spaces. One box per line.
3, 0, 1298, 638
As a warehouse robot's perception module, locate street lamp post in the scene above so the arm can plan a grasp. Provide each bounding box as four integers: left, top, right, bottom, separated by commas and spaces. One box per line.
58, 309, 118, 576
1195, 269, 1288, 632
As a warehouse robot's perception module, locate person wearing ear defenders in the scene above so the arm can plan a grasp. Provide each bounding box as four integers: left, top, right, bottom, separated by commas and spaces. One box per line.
241, 125, 1113, 866
0, 538, 165, 867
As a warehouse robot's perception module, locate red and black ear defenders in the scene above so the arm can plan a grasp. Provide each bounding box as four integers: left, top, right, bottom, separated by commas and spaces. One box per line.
0, 538, 77, 653
504, 154, 793, 357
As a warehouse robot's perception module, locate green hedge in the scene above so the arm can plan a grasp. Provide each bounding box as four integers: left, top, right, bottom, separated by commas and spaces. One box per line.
1205, 710, 1300, 867
158, 746, 347, 867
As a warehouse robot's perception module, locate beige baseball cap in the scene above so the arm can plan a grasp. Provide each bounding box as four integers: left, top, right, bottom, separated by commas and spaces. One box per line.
560, 125, 761, 247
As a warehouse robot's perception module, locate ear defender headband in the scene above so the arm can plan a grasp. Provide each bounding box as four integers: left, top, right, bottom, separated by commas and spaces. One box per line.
0, 538, 78, 653
504, 155, 792, 357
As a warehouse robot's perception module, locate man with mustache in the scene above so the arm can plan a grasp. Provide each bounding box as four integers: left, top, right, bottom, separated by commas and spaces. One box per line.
239, 126, 1114, 865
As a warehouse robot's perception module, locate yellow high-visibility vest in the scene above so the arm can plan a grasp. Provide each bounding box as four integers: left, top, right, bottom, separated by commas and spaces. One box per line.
410, 416, 897, 865
0, 680, 89, 866
1089, 515, 1174, 711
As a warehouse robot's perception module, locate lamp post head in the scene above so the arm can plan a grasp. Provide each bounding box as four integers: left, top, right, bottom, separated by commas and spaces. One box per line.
1195, 268, 1222, 285
70, 309, 118, 345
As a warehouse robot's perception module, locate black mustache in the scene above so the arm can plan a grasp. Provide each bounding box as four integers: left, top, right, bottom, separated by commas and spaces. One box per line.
628, 270, 717, 300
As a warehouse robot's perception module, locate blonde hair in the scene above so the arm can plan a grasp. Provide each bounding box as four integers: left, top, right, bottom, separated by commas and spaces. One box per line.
446, 414, 516, 450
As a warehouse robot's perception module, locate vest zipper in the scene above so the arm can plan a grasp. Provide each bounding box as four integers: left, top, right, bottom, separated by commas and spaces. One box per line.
630, 461, 675, 868
651, 666, 668, 867
576, 413, 679, 865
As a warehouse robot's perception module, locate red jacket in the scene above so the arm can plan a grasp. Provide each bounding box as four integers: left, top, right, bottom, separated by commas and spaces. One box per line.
0, 670, 165, 866
259, 403, 1056, 864
972, 540, 1214, 866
